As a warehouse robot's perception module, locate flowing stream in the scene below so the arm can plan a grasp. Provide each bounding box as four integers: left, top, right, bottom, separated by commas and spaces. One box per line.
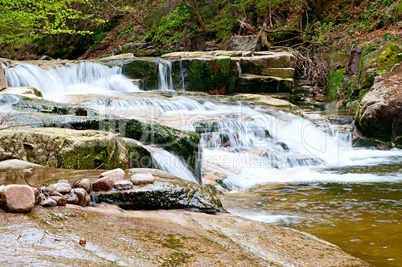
3, 61, 402, 266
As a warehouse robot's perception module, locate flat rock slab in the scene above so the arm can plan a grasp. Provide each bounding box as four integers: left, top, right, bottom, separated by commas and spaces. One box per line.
0, 205, 369, 266
0, 159, 45, 170
90, 175, 224, 213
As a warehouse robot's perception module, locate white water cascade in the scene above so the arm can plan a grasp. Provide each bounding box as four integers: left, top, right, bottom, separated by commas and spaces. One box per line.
4, 62, 141, 102
152, 149, 198, 183
158, 60, 173, 90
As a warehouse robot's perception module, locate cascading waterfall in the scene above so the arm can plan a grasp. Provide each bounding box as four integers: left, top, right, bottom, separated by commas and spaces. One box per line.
4, 62, 141, 101
179, 59, 186, 90
152, 149, 198, 183
236, 61, 242, 77
158, 60, 173, 90
80, 97, 210, 114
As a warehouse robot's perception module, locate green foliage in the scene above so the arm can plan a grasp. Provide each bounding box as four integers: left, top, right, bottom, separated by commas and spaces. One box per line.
144, 5, 191, 46
0, 0, 105, 46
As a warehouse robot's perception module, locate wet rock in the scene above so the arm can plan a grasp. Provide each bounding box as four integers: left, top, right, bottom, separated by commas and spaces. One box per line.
91, 169, 224, 213
237, 74, 293, 94
114, 180, 134, 190
0, 185, 35, 213
58, 179, 69, 184
355, 64, 402, 146
0, 159, 44, 170
171, 57, 238, 94
64, 192, 80, 205
0, 205, 369, 266
73, 188, 90, 207
50, 182, 72, 194
50, 196, 67, 206
74, 178, 92, 193
130, 173, 155, 185
232, 93, 302, 116
93, 168, 125, 192
41, 197, 57, 207
33, 188, 42, 205
121, 58, 159, 90
0, 87, 43, 98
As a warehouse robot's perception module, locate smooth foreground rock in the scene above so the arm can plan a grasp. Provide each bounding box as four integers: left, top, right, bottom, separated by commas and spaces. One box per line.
130, 173, 155, 185
91, 169, 224, 213
41, 198, 57, 207
92, 168, 125, 192
113, 180, 134, 190
50, 182, 72, 194
0, 185, 35, 213
50, 196, 67, 206
355, 64, 402, 146
63, 192, 79, 205
73, 188, 90, 207
74, 178, 92, 193
0, 205, 369, 266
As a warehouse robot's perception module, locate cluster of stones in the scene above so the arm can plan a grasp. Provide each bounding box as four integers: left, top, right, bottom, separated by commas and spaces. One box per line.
91, 168, 155, 192
0, 168, 155, 213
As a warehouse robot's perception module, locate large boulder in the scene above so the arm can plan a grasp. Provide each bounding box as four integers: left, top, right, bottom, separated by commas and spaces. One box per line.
355, 64, 402, 146
90, 169, 224, 213
0, 128, 130, 170
224, 35, 262, 51
0, 184, 35, 213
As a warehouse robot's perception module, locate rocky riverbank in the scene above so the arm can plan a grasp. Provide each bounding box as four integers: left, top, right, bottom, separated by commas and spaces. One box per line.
0, 159, 369, 266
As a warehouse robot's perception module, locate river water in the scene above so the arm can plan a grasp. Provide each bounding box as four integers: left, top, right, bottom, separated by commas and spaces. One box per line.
3, 61, 402, 266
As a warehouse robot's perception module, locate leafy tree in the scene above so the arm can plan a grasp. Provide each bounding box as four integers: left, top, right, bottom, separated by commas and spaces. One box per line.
0, 0, 105, 46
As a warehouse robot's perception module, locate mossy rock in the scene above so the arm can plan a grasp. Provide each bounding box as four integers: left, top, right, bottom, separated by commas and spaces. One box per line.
0, 128, 132, 169
355, 64, 402, 146
42, 117, 202, 183
171, 57, 238, 94
122, 58, 159, 90
358, 42, 401, 88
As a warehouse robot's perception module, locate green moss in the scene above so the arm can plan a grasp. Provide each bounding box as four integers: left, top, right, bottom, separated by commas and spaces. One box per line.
377, 44, 401, 71
122, 58, 159, 90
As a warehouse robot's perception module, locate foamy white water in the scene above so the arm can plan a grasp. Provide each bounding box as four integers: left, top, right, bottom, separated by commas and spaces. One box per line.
3, 59, 401, 189
152, 149, 199, 184
4, 62, 141, 102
